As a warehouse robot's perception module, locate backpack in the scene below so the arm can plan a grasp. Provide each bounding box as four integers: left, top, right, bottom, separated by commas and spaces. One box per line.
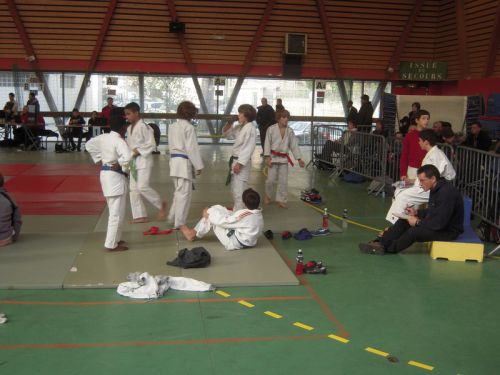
167, 247, 211, 268
476, 221, 500, 244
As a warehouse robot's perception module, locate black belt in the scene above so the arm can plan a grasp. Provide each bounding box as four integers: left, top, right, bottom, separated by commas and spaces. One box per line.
227, 229, 251, 248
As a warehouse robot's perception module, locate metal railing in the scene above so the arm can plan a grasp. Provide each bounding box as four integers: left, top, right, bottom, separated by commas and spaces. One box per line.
455, 146, 499, 228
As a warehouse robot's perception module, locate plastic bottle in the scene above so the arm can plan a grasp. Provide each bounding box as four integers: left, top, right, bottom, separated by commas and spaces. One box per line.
295, 249, 304, 275
322, 208, 329, 229
342, 208, 348, 230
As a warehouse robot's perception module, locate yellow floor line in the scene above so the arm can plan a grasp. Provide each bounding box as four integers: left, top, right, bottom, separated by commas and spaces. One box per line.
215, 290, 230, 298
408, 360, 434, 371
293, 322, 314, 331
264, 311, 282, 319
365, 347, 389, 357
238, 300, 255, 308
328, 334, 349, 344
304, 202, 381, 233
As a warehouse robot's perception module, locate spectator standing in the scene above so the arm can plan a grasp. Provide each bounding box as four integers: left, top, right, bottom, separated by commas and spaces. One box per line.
101, 97, 116, 127
347, 100, 358, 124
462, 122, 492, 151
275, 98, 284, 112
372, 120, 388, 138
408, 102, 421, 127
256, 98, 275, 154
356, 94, 373, 132
3, 93, 18, 121
399, 109, 430, 182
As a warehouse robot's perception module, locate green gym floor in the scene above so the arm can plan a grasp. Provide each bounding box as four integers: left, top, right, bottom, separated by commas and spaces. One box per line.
0, 144, 499, 375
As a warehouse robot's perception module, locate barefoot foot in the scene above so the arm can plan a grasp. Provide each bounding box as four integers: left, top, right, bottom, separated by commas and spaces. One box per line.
264, 195, 271, 205
180, 226, 197, 241
157, 201, 168, 221
278, 202, 288, 209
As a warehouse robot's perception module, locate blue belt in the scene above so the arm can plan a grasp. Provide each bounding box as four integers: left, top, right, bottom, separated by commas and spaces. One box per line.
101, 165, 128, 177
171, 153, 188, 159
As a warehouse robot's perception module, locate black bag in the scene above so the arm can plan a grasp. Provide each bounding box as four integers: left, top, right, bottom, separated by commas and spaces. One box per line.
55, 142, 65, 153
167, 247, 211, 268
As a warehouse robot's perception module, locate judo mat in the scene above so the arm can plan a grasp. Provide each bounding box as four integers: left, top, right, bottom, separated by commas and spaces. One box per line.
0, 233, 89, 289
3, 164, 105, 215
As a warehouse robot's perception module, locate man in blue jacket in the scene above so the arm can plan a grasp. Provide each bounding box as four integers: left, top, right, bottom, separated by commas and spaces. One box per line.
359, 164, 464, 255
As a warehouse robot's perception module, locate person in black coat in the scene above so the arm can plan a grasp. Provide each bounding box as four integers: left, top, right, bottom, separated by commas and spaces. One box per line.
359, 164, 464, 254
256, 98, 275, 153
356, 94, 374, 132
462, 122, 492, 151
347, 100, 358, 124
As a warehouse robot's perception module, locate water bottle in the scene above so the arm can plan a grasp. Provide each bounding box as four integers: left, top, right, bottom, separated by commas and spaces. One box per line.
342, 209, 348, 230
295, 249, 304, 275
322, 208, 329, 229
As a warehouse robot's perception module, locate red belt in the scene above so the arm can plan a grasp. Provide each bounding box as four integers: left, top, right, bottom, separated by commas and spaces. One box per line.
271, 150, 294, 167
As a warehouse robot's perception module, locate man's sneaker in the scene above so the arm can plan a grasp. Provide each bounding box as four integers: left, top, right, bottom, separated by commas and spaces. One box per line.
311, 228, 331, 237
358, 242, 386, 255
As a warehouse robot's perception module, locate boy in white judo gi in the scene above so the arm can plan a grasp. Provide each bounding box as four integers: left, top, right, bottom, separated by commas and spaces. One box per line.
222, 104, 257, 211
185, 188, 264, 250
85, 114, 132, 251
124, 102, 167, 224
167, 101, 204, 240
386, 129, 456, 224
263, 109, 305, 208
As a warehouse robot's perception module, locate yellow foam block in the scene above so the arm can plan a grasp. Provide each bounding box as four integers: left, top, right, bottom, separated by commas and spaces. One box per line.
430, 241, 484, 262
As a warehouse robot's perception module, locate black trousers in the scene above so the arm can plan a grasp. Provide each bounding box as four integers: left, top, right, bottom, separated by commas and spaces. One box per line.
258, 124, 270, 151
380, 219, 459, 254
69, 127, 83, 150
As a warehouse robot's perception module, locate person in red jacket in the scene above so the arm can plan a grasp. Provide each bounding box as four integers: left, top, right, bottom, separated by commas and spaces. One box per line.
399, 109, 429, 184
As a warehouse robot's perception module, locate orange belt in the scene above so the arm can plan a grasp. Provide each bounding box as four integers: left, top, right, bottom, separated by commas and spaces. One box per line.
271, 150, 294, 167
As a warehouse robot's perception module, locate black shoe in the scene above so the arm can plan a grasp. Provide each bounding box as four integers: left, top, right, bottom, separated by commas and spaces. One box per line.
263, 230, 274, 240
359, 242, 385, 255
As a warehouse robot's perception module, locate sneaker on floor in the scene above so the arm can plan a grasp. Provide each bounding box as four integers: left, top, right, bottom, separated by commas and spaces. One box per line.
358, 242, 385, 255
311, 228, 331, 237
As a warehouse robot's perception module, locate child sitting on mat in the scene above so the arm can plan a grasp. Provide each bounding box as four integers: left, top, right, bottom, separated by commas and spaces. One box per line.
184, 189, 264, 250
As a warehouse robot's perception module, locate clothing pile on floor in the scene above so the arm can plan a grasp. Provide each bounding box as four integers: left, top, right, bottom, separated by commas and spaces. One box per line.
117, 272, 213, 299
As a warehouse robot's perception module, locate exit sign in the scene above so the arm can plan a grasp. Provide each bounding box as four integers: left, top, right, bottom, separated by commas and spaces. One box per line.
399, 62, 447, 81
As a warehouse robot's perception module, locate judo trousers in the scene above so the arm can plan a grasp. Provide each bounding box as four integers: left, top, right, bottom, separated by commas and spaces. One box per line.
385, 186, 430, 224
129, 166, 162, 219
168, 177, 192, 228
105, 194, 126, 249
231, 165, 250, 211
265, 163, 289, 203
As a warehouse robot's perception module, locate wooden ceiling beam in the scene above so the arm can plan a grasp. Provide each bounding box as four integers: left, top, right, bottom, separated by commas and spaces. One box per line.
386, 0, 425, 79
5, 0, 62, 124
74, 0, 118, 109
224, 0, 277, 115
484, 0, 500, 77
165, 0, 215, 135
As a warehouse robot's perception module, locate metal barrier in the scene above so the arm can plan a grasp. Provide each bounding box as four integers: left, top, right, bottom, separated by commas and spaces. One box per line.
309, 125, 345, 175
339, 131, 388, 193
455, 146, 499, 229
386, 136, 402, 183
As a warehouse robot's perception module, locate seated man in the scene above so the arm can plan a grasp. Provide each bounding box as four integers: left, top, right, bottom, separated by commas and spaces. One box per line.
385, 129, 455, 224
0, 174, 22, 247
185, 188, 264, 250
360, 164, 463, 255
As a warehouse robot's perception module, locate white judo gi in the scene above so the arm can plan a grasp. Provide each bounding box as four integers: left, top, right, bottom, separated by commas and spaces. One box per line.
224, 123, 256, 211
167, 119, 204, 227
386, 146, 456, 223
85, 132, 132, 249
126, 119, 162, 219
264, 124, 303, 203
194, 205, 264, 250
